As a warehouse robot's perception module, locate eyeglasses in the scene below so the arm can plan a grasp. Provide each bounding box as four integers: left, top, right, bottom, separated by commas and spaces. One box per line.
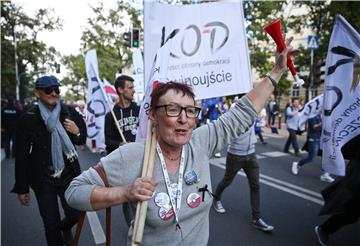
155, 104, 201, 118
43, 87, 60, 95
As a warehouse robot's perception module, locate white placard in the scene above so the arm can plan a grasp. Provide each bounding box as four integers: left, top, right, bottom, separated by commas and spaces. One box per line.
144, 1, 252, 100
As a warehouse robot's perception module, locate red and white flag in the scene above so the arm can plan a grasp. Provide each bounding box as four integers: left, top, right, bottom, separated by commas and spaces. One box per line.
103, 78, 118, 103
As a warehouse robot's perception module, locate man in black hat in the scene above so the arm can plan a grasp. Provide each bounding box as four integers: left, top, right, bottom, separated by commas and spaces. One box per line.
11, 75, 86, 246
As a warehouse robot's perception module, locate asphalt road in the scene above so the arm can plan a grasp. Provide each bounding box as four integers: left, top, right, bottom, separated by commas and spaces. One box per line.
2, 129, 359, 245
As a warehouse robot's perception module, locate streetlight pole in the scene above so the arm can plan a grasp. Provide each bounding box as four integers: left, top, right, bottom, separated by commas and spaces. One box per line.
309, 49, 314, 102
13, 25, 20, 101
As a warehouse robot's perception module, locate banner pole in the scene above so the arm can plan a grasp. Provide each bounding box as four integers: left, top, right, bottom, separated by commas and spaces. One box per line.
132, 122, 157, 245
96, 76, 127, 144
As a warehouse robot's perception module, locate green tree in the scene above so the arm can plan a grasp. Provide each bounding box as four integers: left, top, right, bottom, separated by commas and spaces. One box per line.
290, 1, 360, 63
62, 0, 142, 96
243, 1, 292, 97
61, 54, 87, 102
1, 1, 62, 102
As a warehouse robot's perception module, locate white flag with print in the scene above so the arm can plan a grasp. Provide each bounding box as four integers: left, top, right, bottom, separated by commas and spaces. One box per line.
85, 50, 111, 151
321, 15, 360, 176
136, 30, 177, 141
298, 94, 324, 130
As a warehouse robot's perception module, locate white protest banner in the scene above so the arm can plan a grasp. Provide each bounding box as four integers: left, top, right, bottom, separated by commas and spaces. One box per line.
136, 32, 176, 141
132, 48, 145, 102
85, 50, 110, 151
144, 1, 251, 100
298, 94, 324, 130
133, 48, 144, 75
321, 15, 360, 176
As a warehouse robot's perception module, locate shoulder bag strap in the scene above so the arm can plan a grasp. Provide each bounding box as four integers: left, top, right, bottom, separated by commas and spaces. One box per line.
72, 164, 111, 246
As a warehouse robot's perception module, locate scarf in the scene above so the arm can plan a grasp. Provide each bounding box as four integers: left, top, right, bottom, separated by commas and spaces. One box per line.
38, 100, 78, 178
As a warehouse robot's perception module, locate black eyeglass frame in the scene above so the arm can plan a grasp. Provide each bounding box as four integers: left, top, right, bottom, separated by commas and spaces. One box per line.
155, 104, 201, 118
42, 86, 60, 95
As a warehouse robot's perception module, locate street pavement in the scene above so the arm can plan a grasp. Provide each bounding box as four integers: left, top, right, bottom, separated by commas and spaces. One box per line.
2, 127, 359, 245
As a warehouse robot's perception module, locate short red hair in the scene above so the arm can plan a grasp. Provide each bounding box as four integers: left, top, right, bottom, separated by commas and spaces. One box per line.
150, 81, 195, 109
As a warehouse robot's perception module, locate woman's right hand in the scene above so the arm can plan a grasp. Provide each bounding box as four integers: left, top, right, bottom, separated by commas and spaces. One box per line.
126, 177, 159, 202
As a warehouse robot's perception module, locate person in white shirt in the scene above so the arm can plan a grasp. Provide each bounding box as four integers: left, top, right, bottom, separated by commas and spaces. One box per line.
283, 98, 300, 156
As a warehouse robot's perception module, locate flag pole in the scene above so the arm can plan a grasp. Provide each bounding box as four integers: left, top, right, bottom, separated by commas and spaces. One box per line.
107, 102, 127, 144
132, 122, 157, 245
97, 77, 127, 144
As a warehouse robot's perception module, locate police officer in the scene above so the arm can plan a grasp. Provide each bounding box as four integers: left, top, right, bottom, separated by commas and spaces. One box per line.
1, 97, 21, 158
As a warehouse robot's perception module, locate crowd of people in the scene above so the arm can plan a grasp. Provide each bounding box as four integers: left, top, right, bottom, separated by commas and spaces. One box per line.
2, 38, 359, 246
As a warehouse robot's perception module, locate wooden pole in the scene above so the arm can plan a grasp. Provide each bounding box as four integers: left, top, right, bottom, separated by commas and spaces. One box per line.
132, 122, 157, 245
96, 78, 127, 144
132, 123, 152, 243
107, 101, 127, 144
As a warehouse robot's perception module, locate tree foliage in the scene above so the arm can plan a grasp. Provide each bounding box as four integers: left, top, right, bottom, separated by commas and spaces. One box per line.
290, 1, 360, 62
61, 54, 87, 102
1, 1, 62, 102
244, 1, 295, 97
61, 0, 142, 100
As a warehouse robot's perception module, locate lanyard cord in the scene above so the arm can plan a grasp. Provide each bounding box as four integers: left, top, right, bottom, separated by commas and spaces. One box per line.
156, 143, 185, 232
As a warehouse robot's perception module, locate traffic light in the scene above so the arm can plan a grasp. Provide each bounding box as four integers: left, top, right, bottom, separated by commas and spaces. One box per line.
313, 60, 325, 88
123, 31, 131, 47
132, 29, 140, 47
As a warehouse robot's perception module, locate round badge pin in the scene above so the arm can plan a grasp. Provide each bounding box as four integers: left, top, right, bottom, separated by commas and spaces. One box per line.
131, 127, 137, 135
159, 206, 174, 221
184, 170, 200, 185
187, 193, 201, 208
154, 192, 170, 208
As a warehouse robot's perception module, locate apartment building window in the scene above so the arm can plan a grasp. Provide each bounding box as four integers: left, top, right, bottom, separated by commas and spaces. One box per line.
292, 86, 300, 98
311, 88, 318, 98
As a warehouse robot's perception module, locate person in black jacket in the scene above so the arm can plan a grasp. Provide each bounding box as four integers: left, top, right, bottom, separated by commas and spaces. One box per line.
104, 75, 139, 153
104, 75, 139, 227
11, 76, 86, 246
266, 94, 279, 127
1, 97, 21, 158
315, 134, 360, 246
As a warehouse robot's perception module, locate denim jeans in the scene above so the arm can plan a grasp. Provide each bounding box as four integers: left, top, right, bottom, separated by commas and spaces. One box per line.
284, 128, 299, 154
256, 131, 265, 143
298, 139, 319, 167
214, 152, 260, 220
34, 174, 80, 246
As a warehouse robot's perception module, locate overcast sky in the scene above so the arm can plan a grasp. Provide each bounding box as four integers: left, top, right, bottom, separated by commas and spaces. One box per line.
14, 0, 120, 56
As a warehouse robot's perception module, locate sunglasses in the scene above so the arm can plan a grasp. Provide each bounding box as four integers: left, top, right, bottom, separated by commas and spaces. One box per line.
42, 87, 60, 95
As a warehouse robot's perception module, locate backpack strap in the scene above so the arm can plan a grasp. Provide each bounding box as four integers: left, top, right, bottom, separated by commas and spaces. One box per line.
72, 164, 111, 246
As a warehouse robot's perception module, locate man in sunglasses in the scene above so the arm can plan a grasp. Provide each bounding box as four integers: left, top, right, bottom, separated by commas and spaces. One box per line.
12, 75, 86, 246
